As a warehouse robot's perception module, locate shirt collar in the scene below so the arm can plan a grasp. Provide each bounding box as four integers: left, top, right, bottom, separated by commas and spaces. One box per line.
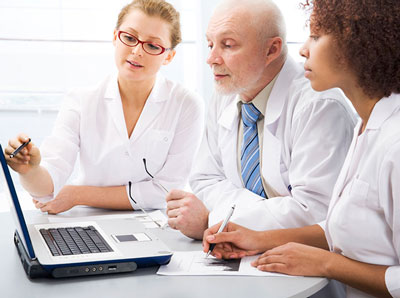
104, 73, 168, 103
365, 93, 400, 131
236, 75, 278, 117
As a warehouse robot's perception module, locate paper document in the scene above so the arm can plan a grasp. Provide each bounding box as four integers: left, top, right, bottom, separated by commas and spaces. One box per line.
48, 210, 168, 229
157, 251, 293, 277
131, 210, 168, 228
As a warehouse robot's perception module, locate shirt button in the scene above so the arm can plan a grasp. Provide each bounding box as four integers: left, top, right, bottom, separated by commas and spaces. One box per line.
163, 137, 168, 142
125, 151, 129, 156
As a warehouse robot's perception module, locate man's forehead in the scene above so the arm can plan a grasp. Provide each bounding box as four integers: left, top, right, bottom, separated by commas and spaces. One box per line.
206, 12, 252, 39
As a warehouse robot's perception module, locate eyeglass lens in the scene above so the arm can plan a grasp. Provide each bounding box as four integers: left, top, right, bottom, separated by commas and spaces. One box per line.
119, 32, 163, 55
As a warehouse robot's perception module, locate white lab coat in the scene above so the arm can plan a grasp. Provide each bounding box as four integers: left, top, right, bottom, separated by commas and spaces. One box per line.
40, 73, 204, 209
190, 57, 356, 230
323, 94, 400, 298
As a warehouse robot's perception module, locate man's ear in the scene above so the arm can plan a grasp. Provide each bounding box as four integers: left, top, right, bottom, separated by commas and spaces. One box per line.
163, 49, 176, 65
265, 37, 283, 65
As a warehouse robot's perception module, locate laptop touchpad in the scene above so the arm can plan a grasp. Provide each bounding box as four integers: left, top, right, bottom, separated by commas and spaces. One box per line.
112, 233, 151, 242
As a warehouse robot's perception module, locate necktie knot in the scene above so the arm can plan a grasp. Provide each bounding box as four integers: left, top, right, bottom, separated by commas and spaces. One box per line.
242, 103, 261, 127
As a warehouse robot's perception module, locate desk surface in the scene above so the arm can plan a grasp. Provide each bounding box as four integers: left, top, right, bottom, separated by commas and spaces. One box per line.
0, 208, 328, 298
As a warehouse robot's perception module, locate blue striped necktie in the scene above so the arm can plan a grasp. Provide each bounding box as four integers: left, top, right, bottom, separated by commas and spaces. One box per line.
241, 103, 266, 198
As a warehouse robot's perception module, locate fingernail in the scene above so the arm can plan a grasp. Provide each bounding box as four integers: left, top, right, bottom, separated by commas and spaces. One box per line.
207, 235, 215, 241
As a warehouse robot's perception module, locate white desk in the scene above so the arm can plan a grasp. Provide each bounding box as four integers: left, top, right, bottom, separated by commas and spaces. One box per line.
0, 208, 328, 298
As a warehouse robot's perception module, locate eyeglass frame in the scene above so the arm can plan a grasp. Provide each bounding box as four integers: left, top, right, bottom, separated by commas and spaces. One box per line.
127, 158, 170, 229
117, 30, 171, 56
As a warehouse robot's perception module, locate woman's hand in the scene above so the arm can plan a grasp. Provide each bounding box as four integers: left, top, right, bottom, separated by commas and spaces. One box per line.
4, 134, 41, 175
252, 242, 331, 277
33, 185, 79, 214
203, 221, 264, 259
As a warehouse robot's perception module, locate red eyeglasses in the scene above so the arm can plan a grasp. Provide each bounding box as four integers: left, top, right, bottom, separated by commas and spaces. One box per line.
117, 31, 171, 56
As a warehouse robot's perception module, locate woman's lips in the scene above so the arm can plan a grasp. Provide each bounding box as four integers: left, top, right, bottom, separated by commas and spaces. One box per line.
304, 67, 312, 78
127, 60, 143, 68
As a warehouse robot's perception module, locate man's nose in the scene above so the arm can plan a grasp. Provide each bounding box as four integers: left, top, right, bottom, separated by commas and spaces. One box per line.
207, 47, 223, 66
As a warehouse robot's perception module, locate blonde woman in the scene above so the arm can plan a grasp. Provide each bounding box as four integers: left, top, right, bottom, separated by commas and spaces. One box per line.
4, 0, 204, 214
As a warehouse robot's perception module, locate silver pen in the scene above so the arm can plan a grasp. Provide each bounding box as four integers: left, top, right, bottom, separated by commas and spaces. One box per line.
206, 204, 236, 258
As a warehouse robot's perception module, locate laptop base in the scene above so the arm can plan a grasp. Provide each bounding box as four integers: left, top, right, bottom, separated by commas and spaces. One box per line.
14, 231, 50, 278
14, 231, 138, 278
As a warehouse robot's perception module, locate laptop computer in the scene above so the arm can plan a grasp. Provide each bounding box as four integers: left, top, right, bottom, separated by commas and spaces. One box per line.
0, 144, 172, 278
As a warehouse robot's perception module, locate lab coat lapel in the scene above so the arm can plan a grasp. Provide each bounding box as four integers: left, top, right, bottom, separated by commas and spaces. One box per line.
129, 101, 162, 144
262, 129, 286, 194
104, 74, 166, 143
129, 75, 166, 143
218, 98, 242, 187
324, 120, 360, 248
261, 58, 302, 195
329, 96, 400, 211
104, 75, 129, 140
324, 120, 360, 253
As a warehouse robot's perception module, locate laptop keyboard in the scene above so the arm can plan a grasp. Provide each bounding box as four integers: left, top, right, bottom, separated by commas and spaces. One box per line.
40, 226, 113, 256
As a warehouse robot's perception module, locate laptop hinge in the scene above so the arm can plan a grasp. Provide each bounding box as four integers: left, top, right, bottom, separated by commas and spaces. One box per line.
14, 231, 50, 278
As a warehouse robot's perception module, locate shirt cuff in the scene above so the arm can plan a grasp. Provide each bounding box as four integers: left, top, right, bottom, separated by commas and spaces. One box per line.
126, 184, 140, 210
41, 161, 60, 197
386, 266, 400, 297
31, 195, 54, 203
317, 220, 326, 231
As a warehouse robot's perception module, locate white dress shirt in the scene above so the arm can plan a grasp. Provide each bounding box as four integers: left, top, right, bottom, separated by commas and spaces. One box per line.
236, 76, 280, 198
324, 94, 400, 298
40, 73, 204, 209
190, 56, 357, 230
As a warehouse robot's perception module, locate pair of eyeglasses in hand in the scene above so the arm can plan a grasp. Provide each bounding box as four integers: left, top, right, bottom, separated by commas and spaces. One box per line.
142, 158, 169, 193
128, 158, 170, 228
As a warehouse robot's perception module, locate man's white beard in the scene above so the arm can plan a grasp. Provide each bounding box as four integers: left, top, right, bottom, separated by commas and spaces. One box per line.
214, 81, 247, 97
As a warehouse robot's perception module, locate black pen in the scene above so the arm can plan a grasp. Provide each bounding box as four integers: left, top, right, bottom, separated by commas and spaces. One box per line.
206, 204, 236, 258
10, 138, 31, 158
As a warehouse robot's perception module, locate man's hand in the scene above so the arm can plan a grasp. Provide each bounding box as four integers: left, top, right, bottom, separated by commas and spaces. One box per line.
202, 221, 262, 259
33, 185, 79, 214
166, 189, 209, 240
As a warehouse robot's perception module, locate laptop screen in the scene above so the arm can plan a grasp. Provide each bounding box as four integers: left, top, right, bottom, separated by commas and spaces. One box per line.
0, 144, 36, 259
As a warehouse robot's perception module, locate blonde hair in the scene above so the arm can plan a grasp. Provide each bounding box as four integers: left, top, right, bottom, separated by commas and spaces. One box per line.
116, 0, 181, 49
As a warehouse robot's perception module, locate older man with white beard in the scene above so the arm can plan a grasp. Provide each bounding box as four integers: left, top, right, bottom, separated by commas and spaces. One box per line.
165, 0, 356, 241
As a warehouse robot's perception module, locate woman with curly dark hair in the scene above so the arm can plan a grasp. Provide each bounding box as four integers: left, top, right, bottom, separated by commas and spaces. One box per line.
202, 0, 400, 297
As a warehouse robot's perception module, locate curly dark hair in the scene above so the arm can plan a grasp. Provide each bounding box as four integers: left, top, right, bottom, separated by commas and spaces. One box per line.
302, 0, 400, 99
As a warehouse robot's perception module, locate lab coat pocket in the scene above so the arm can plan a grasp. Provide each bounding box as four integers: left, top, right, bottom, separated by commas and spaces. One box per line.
342, 178, 370, 224
145, 129, 174, 174
349, 178, 370, 207
280, 162, 288, 175
351, 177, 380, 210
